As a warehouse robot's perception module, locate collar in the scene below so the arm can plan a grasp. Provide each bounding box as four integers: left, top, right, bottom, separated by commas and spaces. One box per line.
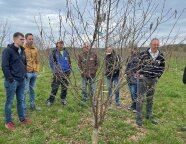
148, 48, 159, 60
24, 43, 35, 49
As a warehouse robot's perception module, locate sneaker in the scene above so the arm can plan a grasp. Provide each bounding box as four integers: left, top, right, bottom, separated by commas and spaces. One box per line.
146, 116, 158, 125
151, 117, 158, 125
61, 99, 67, 105
136, 122, 142, 127
21, 118, 32, 124
127, 105, 132, 110
5, 122, 16, 131
132, 109, 137, 113
46, 100, 53, 106
181, 126, 186, 131
116, 105, 122, 109
30, 106, 42, 111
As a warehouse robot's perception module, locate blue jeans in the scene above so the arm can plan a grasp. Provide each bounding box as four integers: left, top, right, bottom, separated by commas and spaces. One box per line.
81, 77, 95, 101
107, 76, 120, 106
23, 72, 38, 109
4, 79, 26, 123
128, 77, 137, 109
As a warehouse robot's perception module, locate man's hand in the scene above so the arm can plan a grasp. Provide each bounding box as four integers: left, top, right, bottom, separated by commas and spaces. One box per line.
8, 78, 14, 83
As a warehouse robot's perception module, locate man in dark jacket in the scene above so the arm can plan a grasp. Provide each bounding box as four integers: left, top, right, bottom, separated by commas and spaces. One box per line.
183, 67, 186, 84
105, 47, 121, 107
78, 42, 99, 103
2, 32, 32, 131
136, 38, 165, 127
46, 40, 71, 106
125, 46, 139, 112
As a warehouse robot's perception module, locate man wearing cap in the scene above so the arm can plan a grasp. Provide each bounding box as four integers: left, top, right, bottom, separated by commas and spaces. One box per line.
46, 40, 71, 106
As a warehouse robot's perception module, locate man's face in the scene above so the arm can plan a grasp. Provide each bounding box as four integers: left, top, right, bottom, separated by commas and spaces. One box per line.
106, 47, 112, 55
26, 35, 33, 46
57, 41, 64, 50
150, 40, 160, 53
14, 36, 24, 47
83, 43, 91, 52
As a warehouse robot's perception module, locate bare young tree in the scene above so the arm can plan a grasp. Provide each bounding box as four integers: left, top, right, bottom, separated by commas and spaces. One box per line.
34, 0, 185, 143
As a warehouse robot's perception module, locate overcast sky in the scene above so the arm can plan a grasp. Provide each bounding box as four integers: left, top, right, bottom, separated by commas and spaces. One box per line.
0, 0, 186, 46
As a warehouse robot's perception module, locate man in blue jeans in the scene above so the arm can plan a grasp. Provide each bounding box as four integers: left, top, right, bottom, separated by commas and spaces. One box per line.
2, 32, 32, 131
23, 33, 41, 112
125, 45, 139, 112
105, 47, 121, 107
78, 43, 99, 104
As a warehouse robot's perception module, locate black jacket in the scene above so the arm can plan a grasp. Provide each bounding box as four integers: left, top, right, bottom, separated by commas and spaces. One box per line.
138, 48, 165, 79
183, 67, 186, 84
105, 51, 121, 78
2, 43, 27, 82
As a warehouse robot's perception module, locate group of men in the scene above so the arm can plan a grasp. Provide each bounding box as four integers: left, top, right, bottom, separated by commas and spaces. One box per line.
2, 32, 39, 131
1, 31, 165, 131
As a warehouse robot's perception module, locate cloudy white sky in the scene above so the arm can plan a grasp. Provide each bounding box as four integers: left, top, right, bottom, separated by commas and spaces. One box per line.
0, 0, 186, 46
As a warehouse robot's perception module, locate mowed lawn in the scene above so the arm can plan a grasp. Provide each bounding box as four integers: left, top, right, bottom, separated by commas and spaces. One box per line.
0, 56, 185, 144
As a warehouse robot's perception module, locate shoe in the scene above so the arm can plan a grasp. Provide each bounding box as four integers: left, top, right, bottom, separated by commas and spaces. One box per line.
30, 106, 42, 111
151, 117, 158, 125
181, 126, 186, 131
116, 105, 122, 109
127, 105, 132, 110
82, 97, 88, 102
46, 100, 53, 106
136, 122, 142, 127
132, 109, 137, 113
5, 122, 16, 131
61, 99, 67, 105
21, 118, 32, 124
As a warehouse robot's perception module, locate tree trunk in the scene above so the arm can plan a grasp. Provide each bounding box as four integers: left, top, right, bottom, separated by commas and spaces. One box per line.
92, 128, 99, 144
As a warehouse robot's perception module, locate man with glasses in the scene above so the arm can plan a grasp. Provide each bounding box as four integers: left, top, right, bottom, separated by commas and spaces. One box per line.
2, 32, 32, 131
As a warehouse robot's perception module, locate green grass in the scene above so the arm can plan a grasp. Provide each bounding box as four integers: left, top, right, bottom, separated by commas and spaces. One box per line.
0, 57, 186, 144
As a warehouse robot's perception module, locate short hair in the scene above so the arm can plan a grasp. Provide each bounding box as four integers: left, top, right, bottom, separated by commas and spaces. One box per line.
25, 33, 33, 39
151, 38, 159, 43
13, 32, 24, 39
56, 40, 64, 48
83, 42, 90, 47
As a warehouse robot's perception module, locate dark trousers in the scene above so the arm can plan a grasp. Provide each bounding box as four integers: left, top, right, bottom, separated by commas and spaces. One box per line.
47, 73, 69, 103
136, 76, 157, 125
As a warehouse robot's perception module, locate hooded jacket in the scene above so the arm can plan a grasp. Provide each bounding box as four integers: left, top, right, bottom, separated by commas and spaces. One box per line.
2, 43, 27, 82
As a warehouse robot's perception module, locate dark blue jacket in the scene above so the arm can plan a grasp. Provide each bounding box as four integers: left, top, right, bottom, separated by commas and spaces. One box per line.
125, 53, 139, 77
49, 49, 71, 74
2, 43, 27, 82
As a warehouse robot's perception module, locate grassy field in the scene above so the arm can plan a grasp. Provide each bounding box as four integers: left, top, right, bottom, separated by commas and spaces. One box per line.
0, 56, 185, 144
